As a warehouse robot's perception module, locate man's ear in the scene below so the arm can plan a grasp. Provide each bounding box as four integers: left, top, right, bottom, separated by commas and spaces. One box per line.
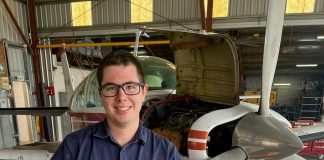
142, 84, 148, 97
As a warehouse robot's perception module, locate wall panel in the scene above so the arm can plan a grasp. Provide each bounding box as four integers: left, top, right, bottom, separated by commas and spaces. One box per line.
0, 0, 28, 43
36, 2, 71, 28
245, 74, 323, 106
229, 0, 268, 16
315, 0, 324, 12
92, 0, 129, 25
153, 0, 200, 22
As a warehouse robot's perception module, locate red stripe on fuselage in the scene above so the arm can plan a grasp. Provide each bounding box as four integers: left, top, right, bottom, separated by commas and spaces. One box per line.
188, 129, 208, 139
187, 141, 207, 150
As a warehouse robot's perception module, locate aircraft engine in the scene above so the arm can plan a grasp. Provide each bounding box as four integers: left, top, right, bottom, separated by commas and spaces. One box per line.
141, 95, 237, 157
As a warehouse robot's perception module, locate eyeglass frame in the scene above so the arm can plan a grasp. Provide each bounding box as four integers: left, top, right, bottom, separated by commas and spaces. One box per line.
99, 82, 145, 97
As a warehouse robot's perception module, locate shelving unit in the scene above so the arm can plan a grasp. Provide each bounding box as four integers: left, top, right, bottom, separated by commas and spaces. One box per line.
299, 97, 323, 120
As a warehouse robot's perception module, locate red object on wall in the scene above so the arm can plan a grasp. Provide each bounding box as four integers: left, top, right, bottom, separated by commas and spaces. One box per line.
45, 86, 55, 96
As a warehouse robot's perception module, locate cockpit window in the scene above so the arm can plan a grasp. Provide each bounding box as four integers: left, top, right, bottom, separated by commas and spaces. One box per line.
140, 56, 176, 90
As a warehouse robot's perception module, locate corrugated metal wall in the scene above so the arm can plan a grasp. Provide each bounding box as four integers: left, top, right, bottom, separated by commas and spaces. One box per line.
229, 0, 268, 16
35, 2, 71, 28
245, 74, 323, 106
34, 0, 324, 29
92, 0, 130, 25
153, 0, 200, 21
0, 0, 28, 43
315, 0, 324, 12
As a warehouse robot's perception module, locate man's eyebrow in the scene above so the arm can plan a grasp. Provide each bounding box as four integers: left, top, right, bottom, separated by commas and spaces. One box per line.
101, 82, 118, 86
101, 81, 138, 86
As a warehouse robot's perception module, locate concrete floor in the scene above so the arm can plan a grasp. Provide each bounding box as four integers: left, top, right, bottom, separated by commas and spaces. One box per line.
301, 154, 324, 160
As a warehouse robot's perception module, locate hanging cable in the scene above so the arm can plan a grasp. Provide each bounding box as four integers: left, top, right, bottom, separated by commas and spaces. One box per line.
40, 0, 194, 40
40, 0, 106, 40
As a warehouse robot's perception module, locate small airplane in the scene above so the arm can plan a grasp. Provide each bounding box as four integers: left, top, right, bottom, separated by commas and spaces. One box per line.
1, 0, 324, 159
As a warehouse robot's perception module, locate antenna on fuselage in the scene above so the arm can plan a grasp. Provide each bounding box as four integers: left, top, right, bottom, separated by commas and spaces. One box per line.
134, 27, 150, 56
259, 0, 286, 115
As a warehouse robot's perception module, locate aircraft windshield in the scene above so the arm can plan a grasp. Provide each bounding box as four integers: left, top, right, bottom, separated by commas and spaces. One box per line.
71, 56, 176, 109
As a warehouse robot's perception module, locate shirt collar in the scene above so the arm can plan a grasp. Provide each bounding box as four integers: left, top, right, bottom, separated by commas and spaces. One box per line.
94, 119, 148, 144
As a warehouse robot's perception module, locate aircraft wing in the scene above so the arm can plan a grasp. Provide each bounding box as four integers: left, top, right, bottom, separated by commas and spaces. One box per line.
0, 107, 68, 116
292, 123, 324, 142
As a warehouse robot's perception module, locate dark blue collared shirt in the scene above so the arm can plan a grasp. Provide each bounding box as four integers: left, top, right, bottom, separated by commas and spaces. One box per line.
52, 120, 182, 160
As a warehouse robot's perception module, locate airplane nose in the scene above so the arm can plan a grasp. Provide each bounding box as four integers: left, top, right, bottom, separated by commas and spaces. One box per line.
232, 113, 304, 159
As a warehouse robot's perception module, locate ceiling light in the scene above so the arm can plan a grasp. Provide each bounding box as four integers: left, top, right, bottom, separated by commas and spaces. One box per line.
298, 45, 320, 49
274, 83, 291, 86
129, 44, 144, 48
298, 38, 316, 42
130, 51, 147, 54
317, 35, 324, 39
296, 64, 318, 67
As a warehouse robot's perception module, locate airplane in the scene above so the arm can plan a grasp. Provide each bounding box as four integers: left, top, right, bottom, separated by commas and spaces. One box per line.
1, 0, 324, 159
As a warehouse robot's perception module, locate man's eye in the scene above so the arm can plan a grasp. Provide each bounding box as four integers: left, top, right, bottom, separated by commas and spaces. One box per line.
125, 85, 135, 89
125, 84, 137, 90
105, 86, 117, 91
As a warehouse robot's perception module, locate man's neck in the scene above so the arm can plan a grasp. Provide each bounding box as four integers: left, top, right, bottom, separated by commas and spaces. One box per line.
107, 120, 140, 147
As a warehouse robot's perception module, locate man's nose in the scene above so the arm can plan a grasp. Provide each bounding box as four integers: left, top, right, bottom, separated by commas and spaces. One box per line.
115, 87, 127, 100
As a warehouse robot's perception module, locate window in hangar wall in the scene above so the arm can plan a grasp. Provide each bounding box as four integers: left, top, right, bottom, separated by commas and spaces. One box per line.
204, 0, 229, 18
131, 0, 153, 23
71, 1, 93, 26
286, 0, 315, 13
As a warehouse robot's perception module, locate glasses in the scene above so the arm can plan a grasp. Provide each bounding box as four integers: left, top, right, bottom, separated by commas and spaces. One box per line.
100, 82, 145, 97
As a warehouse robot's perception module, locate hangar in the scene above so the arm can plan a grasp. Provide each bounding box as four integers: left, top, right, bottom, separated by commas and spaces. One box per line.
0, 0, 323, 159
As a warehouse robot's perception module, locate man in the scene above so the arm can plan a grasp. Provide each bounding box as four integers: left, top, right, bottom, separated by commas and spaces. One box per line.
52, 50, 182, 160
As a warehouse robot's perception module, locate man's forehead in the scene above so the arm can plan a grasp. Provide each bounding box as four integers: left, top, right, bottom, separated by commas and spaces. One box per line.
102, 64, 141, 81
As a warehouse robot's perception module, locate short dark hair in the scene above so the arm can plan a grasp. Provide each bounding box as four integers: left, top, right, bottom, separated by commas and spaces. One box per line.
96, 50, 144, 87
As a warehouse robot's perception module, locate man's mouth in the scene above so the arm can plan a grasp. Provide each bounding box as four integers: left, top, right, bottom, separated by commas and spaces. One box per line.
115, 106, 132, 111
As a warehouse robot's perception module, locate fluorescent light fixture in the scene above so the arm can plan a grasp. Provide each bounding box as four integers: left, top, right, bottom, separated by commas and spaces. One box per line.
274, 83, 291, 86
317, 35, 324, 39
298, 38, 316, 42
130, 51, 147, 54
298, 45, 320, 49
129, 44, 144, 48
296, 64, 318, 67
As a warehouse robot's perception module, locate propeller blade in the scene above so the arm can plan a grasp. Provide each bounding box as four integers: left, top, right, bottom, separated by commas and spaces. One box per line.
260, 0, 286, 115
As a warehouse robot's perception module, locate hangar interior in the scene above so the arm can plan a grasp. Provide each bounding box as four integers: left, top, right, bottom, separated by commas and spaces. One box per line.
0, 0, 324, 159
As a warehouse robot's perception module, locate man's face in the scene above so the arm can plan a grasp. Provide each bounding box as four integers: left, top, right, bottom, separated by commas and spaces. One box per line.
100, 64, 148, 127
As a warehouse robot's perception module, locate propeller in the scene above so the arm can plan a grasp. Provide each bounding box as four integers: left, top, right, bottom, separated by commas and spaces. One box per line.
232, 1, 303, 159
259, 0, 286, 115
